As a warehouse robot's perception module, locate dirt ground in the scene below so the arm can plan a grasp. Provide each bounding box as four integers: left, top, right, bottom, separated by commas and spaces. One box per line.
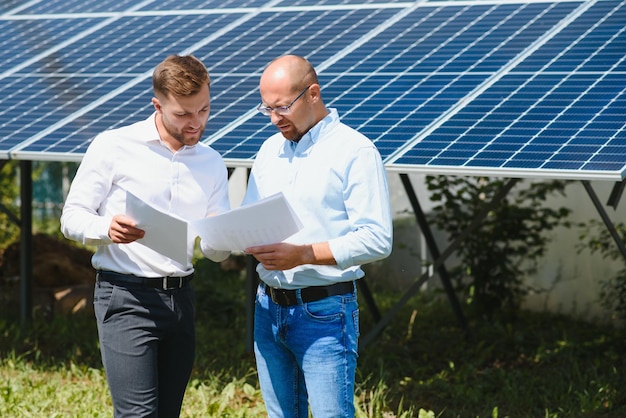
0, 234, 95, 317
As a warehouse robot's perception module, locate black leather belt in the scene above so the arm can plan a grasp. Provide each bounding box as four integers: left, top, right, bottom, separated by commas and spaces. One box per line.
262, 281, 355, 306
97, 270, 193, 290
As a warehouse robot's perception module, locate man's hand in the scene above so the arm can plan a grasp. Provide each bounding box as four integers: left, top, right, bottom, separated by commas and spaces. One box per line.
245, 242, 336, 270
108, 214, 145, 244
245, 242, 311, 271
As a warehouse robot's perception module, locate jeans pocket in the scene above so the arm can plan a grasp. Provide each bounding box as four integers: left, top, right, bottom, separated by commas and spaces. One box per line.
303, 295, 344, 321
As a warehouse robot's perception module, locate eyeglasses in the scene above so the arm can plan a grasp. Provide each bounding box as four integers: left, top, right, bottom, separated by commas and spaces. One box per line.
257, 85, 311, 116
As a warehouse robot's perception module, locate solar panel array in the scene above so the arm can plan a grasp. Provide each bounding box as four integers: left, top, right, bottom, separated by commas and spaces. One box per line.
1, 0, 625, 180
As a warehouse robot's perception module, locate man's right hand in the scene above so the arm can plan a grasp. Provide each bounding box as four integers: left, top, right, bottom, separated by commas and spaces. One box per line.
108, 214, 145, 244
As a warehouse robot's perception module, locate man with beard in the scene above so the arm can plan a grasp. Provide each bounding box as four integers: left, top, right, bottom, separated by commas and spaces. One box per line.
243, 55, 393, 417
61, 54, 230, 417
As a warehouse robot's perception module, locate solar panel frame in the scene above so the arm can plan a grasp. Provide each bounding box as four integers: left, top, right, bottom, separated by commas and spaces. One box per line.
2, 0, 625, 181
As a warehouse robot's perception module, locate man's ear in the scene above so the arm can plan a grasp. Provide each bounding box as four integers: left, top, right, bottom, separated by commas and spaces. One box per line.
152, 97, 162, 113
308, 84, 322, 103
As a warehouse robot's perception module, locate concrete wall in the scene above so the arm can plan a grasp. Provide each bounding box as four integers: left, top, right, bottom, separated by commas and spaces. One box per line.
385, 173, 626, 321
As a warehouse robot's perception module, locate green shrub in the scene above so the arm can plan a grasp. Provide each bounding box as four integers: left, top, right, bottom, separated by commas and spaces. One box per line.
425, 176, 572, 319
577, 219, 626, 321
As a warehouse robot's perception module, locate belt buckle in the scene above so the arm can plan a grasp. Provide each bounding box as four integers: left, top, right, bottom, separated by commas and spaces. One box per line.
162, 277, 183, 290
268, 286, 284, 305
268, 286, 278, 303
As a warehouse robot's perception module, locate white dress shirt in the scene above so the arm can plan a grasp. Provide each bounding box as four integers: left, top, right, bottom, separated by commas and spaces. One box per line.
61, 113, 230, 278
243, 108, 393, 289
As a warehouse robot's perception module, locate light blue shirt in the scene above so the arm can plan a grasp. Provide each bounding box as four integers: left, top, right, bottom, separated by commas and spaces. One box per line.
243, 108, 393, 289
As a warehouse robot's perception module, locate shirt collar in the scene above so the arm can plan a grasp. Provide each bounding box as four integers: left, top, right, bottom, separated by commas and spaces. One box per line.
289, 108, 339, 150
301, 108, 339, 145
147, 112, 161, 142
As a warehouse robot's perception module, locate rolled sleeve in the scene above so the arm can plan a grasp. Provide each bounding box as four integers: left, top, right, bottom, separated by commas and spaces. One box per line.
199, 240, 231, 263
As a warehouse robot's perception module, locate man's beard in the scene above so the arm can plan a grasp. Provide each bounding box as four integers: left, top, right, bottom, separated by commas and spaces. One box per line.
282, 126, 306, 143
165, 120, 205, 146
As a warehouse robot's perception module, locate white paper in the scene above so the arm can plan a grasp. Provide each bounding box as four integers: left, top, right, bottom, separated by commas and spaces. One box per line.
191, 192, 303, 252
125, 191, 189, 265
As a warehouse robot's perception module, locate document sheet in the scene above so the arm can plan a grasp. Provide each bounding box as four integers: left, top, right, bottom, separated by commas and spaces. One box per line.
125, 191, 303, 262
125, 191, 189, 265
191, 192, 303, 252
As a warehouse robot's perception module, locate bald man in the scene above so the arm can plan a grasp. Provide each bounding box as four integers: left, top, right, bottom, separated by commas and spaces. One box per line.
243, 55, 393, 417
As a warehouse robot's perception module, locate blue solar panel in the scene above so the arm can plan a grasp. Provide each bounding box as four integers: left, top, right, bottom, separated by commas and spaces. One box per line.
214, 0, 583, 164
0, 0, 23, 12
2, 0, 625, 180
388, 0, 626, 180
11, 0, 139, 14
139, 0, 269, 11
0, 18, 99, 73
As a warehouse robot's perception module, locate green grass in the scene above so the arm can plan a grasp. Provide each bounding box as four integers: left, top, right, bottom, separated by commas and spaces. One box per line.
1, 258, 625, 417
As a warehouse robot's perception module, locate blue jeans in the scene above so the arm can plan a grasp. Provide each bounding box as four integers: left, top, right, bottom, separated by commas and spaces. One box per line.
254, 283, 359, 418
94, 278, 196, 418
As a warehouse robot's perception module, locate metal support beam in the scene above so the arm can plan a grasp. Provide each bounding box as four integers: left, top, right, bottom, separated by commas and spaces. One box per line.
357, 279, 381, 323
361, 177, 519, 348
582, 180, 626, 261
606, 180, 625, 210
400, 173, 467, 332
19, 160, 33, 331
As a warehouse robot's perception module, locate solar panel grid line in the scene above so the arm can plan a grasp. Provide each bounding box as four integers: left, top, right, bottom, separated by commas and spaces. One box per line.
212, 6, 338, 74
5, 12, 131, 20
315, 6, 445, 129
452, 4, 614, 169
208, 6, 417, 160
384, 160, 623, 180
13, 7, 399, 160
7, 3, 284, 160
391, 1, 626, 180
138, 0, 261, 12
318, 4, 493, 143
5, 1, 418, 19
532, 5, 626, 171
2, 0, 40, 16
69, 17, 164, 75
4, 0, 624, 183
165, 3, 282, 64
6, 8, 298, 157
3, 75, 102, 144
342, 2, 527, 139
384, 0, 592, 166
204, 2, 419, 150
0, 76, 129, 155
203, 6, 338, 147
0, 0, 155, 80
334, 6, 461, 78
472, 1, 626, 172
301, 2, 419, 74
424, 0, 581, 6
566, 85, 626, 172
4, 75, 150, 159
11, 15, 246, 155
22, 0, 330, 159
213, 1, 584, 163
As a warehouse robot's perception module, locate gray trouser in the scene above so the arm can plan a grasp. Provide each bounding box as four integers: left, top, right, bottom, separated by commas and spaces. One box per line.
94, 276, 196, 418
